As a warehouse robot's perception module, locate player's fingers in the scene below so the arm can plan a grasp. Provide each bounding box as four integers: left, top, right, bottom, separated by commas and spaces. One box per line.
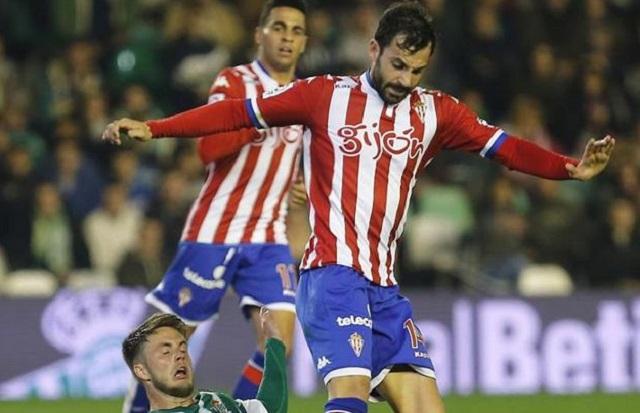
102, 121, 121, 145
605, 137, 616, 153
583, 138, 596, 156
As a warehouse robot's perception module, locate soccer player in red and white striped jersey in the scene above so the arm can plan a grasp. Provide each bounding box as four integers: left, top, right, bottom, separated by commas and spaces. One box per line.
107, 3, 614, 412
123, 2, 308, 413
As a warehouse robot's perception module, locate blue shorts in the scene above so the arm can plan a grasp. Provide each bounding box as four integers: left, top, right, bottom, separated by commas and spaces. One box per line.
146, 242, 297, 325
296, 265, 435, 395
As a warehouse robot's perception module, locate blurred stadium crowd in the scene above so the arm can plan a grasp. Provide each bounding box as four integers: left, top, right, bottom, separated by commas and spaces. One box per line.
0, 0, 638, 295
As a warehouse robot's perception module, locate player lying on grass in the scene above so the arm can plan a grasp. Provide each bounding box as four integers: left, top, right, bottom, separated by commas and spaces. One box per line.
122, 308, 287, 413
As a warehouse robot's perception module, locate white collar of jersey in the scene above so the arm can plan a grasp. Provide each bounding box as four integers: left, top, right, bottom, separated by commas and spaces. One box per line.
360, 70, 410, 107
251, 60, 279, 90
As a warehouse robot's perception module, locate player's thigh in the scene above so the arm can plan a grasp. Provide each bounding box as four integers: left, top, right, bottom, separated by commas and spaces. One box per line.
296, 266, 373, 400
369, 288, 436, 396
377, 371, 445, 413
247, 306, 296, 355
145, 242, 239, 324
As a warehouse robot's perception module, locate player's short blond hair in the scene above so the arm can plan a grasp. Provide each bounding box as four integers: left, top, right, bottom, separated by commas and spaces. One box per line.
122, 313, 188, 371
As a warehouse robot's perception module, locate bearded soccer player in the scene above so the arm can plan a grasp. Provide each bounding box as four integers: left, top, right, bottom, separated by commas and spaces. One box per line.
122, 309, 287, 413
105, 2, 615, 412
123, 1, 307, 412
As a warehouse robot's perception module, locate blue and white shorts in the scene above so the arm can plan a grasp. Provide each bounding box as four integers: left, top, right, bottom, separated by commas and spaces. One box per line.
296, 264, 435, 397
146, 242, 297, 325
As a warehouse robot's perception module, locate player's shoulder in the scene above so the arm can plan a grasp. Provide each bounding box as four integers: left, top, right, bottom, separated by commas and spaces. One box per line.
209, 64, 259, 99
331, 75, 361, 89
226, 63, 261, 84
298, 74, 358, 89
416, 87, 461, 106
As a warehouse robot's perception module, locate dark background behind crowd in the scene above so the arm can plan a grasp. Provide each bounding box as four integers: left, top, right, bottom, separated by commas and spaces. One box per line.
0, 0, 638, 295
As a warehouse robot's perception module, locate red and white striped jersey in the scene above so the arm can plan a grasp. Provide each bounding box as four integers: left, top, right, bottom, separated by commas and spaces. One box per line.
181, 61, 303, 245
149, 71, 576, 286
245, 73, 507, 286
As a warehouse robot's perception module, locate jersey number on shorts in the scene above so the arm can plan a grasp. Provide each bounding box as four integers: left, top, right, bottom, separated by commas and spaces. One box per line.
275, 263, 297, 293
404, 318, 423, 349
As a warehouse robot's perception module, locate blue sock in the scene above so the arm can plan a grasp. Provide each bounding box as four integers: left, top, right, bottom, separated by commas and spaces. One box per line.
123, 379, 149, 413
232, 351, 265, 399
325, 397, 368, 413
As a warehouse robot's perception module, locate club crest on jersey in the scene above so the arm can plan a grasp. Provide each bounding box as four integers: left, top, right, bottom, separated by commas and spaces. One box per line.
337, 123, 424, 159
348, 332, 365, 357
412, 95, 430, 121
178, 287, 192, 307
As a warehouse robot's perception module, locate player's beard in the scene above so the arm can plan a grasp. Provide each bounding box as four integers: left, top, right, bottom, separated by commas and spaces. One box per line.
151, 374, 195, 398
371, 57, 411, 104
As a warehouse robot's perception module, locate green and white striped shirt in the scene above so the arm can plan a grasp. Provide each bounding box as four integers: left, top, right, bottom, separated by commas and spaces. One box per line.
150, 339, 287, 413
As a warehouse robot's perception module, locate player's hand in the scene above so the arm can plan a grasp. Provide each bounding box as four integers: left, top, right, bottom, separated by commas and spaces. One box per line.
566, 135, 615, 181
289, 177, 307, 206
102, 118, 152, 145
260, 307, 282, 341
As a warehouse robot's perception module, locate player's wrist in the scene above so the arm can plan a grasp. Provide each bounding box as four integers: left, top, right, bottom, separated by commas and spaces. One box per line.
144, 121, 158, 138
265, 337, 286, 351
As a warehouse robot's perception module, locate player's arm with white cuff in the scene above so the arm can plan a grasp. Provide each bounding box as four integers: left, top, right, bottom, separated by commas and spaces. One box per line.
237, 338, 288, 413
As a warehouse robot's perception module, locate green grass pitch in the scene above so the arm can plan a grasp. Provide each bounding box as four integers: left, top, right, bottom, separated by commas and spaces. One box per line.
1, 393, 640, 413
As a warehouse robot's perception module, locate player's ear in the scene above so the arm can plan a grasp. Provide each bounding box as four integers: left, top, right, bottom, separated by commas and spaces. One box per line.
369, 39, 380, 63
255, 26, 263, 47
133, 363, 151, 382
299, 33, 308, 54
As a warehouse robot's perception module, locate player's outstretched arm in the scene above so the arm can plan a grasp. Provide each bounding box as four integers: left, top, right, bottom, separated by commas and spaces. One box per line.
254, 308, 288, 413
435, 92, 615, 181
565, 135, 615, 181
102, 77, 322, 147
102, 99, 256, 145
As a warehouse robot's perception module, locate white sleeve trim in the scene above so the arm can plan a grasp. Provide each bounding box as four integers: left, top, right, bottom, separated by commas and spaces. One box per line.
479, 129, 505, 158
238, 399, 268, 413
250, 98, 269, 129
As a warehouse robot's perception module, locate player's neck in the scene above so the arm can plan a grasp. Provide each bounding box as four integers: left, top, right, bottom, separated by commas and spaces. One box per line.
255, 58, 296, 85
147, 388, 196, 411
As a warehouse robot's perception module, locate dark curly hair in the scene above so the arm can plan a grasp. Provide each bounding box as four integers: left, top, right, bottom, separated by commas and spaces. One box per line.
374, 1, 436, 55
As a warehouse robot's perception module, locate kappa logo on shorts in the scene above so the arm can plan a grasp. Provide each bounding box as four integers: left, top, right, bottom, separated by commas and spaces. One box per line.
178, 287, 192, 307
317, 356, 332, 370
348, 332, 365, 358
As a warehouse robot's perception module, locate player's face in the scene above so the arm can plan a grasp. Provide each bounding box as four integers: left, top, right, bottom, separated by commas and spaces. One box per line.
141, 327, 194, 398
256, 7, 307, 72
369, 35, 432, 104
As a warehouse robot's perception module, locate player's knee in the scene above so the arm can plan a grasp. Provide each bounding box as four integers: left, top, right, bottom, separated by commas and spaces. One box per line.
327, 375, 370, 401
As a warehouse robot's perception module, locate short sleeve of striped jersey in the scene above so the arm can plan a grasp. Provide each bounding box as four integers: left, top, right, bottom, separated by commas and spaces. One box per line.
244, 76, 327, 130
208, 67, 246, 103
432, 91, 508, 159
